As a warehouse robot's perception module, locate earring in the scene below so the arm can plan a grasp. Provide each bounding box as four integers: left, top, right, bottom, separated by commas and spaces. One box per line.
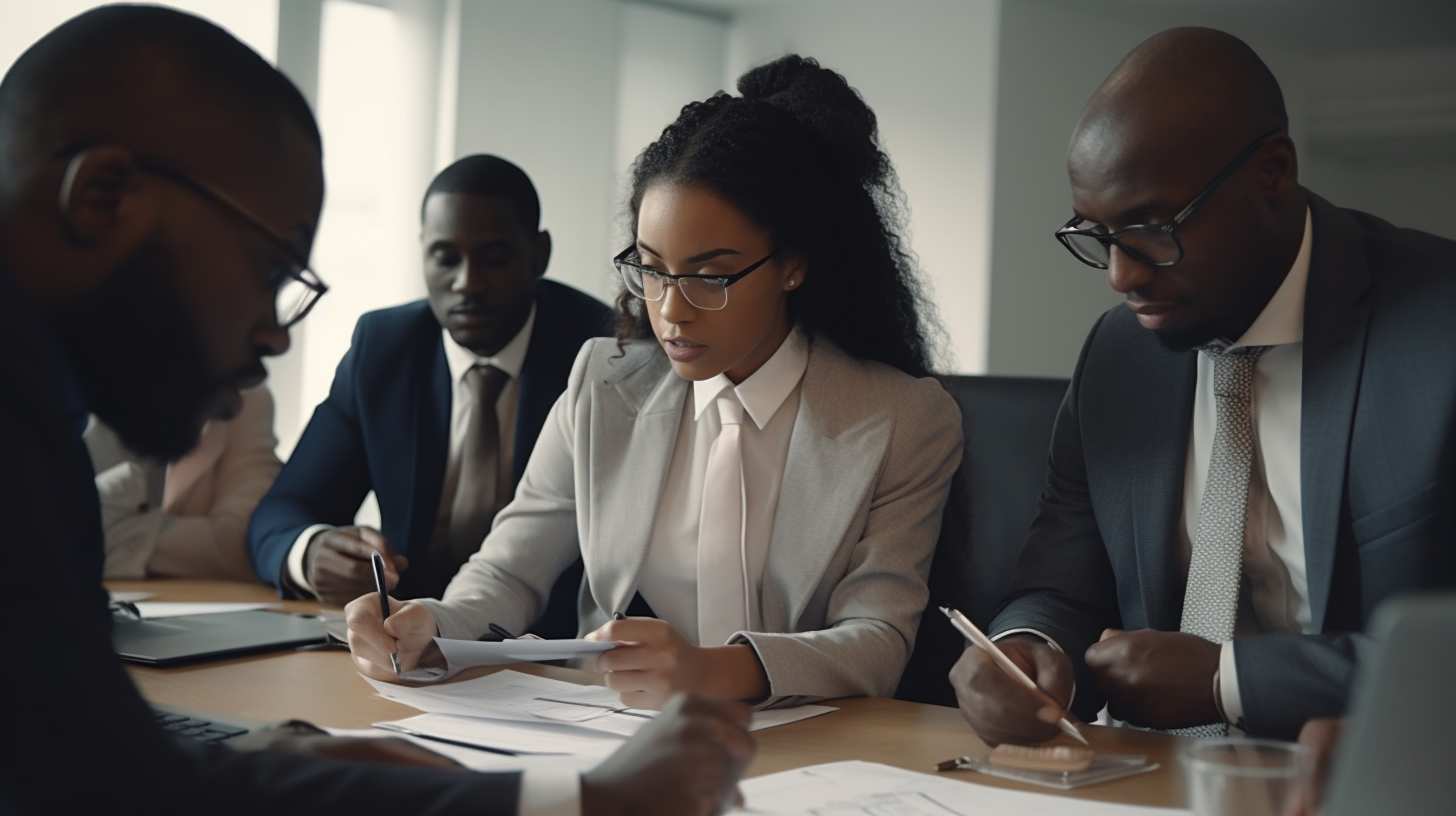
787, 280, 797, 288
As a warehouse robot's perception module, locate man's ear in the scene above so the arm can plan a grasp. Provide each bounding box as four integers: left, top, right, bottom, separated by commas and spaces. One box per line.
1255, 134, 1299, 200
57, 146, 154, 247
533, 229, 552, 278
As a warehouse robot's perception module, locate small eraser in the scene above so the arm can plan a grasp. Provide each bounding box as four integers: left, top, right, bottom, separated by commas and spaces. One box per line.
988, 744, 1095, 773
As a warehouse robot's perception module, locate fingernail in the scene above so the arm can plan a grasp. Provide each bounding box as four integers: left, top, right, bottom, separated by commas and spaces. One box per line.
1036, 706, 1061, 724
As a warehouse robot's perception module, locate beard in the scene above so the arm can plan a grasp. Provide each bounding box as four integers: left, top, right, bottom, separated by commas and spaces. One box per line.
57, 241, 226, 461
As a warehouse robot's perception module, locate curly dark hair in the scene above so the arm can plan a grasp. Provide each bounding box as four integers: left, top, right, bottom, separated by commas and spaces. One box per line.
618, 55, 941, 378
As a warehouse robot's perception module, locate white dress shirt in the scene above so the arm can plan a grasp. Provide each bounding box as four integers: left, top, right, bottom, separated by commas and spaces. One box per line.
1182, 208, 1313, 726
284, 305, 536, 593
636, 325, 809, 645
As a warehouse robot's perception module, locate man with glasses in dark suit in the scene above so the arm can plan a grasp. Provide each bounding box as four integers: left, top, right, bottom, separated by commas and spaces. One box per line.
0, 7, 749, 815
950, 27, 1456, 745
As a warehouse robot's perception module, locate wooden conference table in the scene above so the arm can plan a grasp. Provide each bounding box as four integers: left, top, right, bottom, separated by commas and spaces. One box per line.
115, 579, 1191, 809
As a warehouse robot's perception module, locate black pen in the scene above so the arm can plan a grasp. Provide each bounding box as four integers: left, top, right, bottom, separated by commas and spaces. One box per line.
370, 551, 401, 676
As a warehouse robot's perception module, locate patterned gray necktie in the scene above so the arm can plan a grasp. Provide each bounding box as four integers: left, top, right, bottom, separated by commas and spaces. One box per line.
1174, 344, 1267, 738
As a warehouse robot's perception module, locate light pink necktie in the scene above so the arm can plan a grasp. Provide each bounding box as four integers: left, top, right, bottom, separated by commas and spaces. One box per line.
697, 393, 749, 647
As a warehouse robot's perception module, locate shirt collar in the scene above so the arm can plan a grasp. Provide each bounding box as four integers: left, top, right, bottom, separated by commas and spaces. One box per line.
1231, 206, 1312, 349
442, 302, 536, 384
692, 324, 809, 430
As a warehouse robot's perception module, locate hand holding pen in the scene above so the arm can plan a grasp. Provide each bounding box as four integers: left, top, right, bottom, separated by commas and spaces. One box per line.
943, 607, 1087, 747
341, 557, 445, 682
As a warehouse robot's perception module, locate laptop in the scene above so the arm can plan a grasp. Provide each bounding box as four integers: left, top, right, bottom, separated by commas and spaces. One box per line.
113, 609, 327, 665
1324, 593, 1456, 816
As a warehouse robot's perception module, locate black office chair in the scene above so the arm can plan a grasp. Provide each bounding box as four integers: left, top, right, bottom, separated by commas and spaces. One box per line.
894, 374, 1069, 708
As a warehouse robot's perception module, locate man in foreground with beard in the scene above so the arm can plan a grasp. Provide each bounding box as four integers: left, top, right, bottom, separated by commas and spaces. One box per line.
0, 6, 751, 815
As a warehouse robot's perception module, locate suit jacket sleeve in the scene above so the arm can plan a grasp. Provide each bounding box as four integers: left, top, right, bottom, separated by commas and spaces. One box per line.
989, 313, 1123, 722
150, 387, 282, 582
416, 342, 595, 640
248, 319, 377, 589
1232, 631, 1379, 739
737, 375, 963, 706
2, 391, 521, 816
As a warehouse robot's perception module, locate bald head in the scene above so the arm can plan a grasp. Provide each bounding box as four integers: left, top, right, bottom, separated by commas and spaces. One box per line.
0, 5, 319, 211
1063, 28, 1307, 351
1071, 28, 1288, 197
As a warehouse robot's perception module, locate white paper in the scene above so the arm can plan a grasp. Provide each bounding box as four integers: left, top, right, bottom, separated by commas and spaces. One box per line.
372, 713, 625, 756
323, 727, 609, 775
363, 670, 649, 736
435, 636, 616, 667
108, 591, 155, 602
133, 602, 281, 618
363, 669, 837, 736
747, 705, 837, 731
731, 761, 1190, 816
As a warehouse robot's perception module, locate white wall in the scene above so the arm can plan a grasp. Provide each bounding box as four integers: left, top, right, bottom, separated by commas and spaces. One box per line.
0, 0, 278, 73
727, 0, 1002, 374
1300, 45, 1456, 242
446, 0, 625, 304
984, 0, 1341, 378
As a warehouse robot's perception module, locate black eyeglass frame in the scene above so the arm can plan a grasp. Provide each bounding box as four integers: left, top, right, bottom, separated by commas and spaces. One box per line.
71, 150, 330, 329
1053, 129, 1280, 269
612, 245, 775, 311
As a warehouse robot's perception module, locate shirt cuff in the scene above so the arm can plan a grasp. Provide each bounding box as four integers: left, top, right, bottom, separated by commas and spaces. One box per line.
517, 766, 580, 816
1219, 640, 1244, 727
286, 524, 333, 596
991, 628, 1076, 710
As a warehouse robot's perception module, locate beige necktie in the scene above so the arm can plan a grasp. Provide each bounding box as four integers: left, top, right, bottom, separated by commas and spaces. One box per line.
697, 393, 749, 647
1175, 344, 1267, 738
448, 364, 510, 564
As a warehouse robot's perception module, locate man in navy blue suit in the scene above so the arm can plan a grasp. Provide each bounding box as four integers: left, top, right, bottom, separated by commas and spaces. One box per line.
249, 156, 612, 623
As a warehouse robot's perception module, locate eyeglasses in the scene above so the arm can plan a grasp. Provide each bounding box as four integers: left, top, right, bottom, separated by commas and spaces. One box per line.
1053, 130, 1279, 269
613, 245, 774, 311
130, 155, 328, 328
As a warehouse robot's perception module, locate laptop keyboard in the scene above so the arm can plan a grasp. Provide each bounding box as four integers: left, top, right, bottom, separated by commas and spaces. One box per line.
152, 708, 250, 743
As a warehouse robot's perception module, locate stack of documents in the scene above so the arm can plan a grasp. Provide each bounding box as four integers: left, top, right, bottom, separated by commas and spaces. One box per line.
362, 669, 836, 757
733, 761, 1191, 815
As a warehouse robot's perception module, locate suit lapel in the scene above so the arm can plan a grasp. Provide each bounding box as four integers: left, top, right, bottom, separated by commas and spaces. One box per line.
1092, 309, 1197, 630
1300, 194, 1372, 632
1120, 331, 1197, 630
402, 326, 451, 556
584, 346, 687, 615
762, 340, 888, 629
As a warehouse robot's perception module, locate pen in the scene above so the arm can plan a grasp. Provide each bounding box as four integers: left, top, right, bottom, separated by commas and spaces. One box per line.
370, 550, 401, 676
939, 606, 1088, 745
487, 623, 544, 641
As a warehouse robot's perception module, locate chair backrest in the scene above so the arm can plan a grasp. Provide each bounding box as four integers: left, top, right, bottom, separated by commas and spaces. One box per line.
894, 374, 1069, 707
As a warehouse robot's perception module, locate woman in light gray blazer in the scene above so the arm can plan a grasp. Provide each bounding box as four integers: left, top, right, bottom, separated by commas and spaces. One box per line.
348, 55, 963, 710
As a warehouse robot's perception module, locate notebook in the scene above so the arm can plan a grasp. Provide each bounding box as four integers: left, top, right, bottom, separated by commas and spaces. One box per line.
113, 609, 327, 665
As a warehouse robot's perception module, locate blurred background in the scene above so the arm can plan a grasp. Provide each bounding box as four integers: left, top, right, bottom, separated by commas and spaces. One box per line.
4, 0, 1454, 459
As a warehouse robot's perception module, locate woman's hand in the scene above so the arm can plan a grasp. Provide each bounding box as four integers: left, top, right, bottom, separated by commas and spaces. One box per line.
344, 592, 444, 681
586, 617, 769, 709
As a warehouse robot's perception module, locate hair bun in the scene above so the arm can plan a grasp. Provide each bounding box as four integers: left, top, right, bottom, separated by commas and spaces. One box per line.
737, 55, 885, 184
